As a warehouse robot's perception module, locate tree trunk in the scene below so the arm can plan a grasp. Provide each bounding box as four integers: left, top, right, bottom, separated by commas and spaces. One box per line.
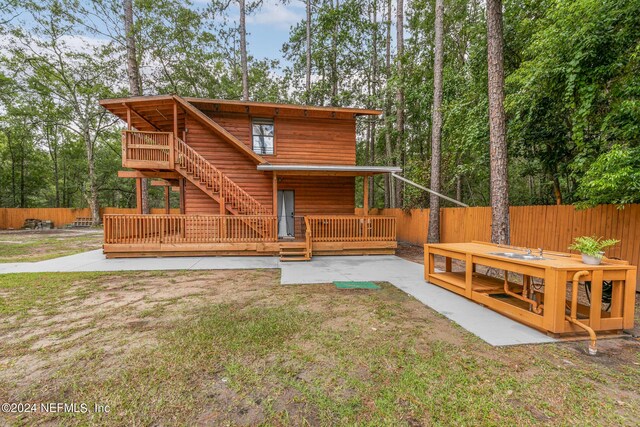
239, 0, 249, 101
384, 0, 394, 208
124, 0, 141, 96
305, 0, 312, 101
395, 0, 404, 208
19, 140, 25, 208
83, 127, 101, 225
552, 175, 562, 205
486, 0, 510, 244
330, 0, 339, 105
368, 0, 378, 208
428, 0, 444, 244
124, 0, 149, 214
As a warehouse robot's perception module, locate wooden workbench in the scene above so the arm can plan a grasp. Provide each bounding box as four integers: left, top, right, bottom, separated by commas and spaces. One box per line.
424, 242, 636, 335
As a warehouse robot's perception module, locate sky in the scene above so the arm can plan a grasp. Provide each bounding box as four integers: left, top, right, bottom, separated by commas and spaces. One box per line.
1, 0, 305, 67
194, 0, 306, 64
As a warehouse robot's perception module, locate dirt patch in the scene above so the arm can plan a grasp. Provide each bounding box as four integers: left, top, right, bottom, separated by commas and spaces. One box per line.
0, 229, 103, 262
0, 267, 638, 426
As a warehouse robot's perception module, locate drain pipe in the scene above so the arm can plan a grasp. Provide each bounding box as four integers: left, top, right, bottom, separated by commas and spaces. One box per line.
391, 173, 468, 207
566, 270, 598, 355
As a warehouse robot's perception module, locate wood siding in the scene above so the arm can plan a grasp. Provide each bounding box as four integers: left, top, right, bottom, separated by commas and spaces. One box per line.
201, 111, 357, 165
183, 116, 273, 214
278, 176, 355, 216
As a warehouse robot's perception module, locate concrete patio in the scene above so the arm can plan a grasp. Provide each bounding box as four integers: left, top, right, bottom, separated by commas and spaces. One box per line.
0, 251, 556, 346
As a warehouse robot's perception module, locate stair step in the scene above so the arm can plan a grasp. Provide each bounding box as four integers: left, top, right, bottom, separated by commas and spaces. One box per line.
280, 250, 307, 255
279, 256, 310, 262
280, 245, 307, 250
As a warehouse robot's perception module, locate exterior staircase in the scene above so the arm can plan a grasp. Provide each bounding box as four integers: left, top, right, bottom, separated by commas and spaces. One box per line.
174, 137, 270, 216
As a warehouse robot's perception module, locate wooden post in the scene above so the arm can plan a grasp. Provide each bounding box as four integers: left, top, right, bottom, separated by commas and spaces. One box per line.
164, 186, 170, 214
179, 178, 185, 214
172, 101, 178, 169
219, 172, 226, 215
272, 172, 278, 217
136, 178, 143, 214
126, 105, 132, 130
363, 175, 369, 215
173, 101, 178, 136
623, 269, 636, 329
464, 254, 473, 298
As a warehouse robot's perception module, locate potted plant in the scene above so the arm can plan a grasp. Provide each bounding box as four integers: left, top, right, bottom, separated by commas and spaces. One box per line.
568, 236, 619, 265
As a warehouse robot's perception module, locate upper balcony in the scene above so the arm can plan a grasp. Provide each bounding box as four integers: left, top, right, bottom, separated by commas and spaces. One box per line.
121, 130, 174, 170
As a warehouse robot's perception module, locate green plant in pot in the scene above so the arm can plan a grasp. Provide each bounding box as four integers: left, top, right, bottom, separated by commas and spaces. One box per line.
568, 236, 619, 265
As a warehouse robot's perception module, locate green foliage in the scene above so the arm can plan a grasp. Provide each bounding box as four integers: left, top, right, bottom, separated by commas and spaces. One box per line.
575, 145, 640, 208
0, 0, 639, 210
568, 235, 620, 258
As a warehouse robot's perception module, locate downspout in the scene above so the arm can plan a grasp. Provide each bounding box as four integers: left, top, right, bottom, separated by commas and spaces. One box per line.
566, 270, 598, 355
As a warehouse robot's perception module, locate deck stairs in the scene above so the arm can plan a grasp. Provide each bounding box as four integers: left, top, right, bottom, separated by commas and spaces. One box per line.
173, 137, 270, 216
170, 137, 275, 237
279, 241, 311, 262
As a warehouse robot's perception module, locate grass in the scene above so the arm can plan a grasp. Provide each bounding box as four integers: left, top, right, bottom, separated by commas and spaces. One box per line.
0, 270, 638, 426
0, 230, 103, 263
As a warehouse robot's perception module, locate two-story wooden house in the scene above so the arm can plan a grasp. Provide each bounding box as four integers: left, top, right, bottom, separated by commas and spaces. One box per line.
100, 95, 399, 260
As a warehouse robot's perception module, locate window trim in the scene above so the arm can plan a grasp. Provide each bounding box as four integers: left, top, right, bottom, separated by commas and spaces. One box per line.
251, 116, 276, 156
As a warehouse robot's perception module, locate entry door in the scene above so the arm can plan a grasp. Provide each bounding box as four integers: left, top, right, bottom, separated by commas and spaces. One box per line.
277, 190, 295, 238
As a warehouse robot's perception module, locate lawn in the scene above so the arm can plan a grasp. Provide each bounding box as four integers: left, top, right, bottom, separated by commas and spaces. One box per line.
0, 268, 638, 426
0, 230, 103, 263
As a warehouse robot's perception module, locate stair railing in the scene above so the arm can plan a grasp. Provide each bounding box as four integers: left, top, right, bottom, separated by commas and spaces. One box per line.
173, 137, 270, 215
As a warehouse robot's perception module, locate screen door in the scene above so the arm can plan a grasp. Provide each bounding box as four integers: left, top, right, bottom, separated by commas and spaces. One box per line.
277, 190, 295, 238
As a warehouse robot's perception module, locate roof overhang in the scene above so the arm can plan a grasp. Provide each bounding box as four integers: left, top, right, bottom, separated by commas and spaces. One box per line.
257, 164, 402, 176
100, 95, 382, 119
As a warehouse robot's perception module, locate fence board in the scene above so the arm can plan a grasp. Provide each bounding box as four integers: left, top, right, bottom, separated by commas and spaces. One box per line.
0, 208, 180, 229
362, 204, 640, 288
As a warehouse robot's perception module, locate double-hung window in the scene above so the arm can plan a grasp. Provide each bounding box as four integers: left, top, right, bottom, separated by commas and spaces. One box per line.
252, 118, 274, 155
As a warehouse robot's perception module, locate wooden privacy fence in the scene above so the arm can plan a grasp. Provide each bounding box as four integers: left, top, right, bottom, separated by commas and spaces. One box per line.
361, 204, 640, 285
0, 208, 180, 229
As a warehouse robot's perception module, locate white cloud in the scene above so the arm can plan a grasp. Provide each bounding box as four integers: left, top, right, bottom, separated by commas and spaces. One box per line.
247, 3, 305, 29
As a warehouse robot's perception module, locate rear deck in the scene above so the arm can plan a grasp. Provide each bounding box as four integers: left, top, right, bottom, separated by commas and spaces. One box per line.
103, 214, 397, 258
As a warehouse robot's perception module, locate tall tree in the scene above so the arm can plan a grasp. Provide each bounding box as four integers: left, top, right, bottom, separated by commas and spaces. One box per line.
427, 0, 444, 243
123, 0, 149, 214
383, 0, 394, 207
368, 0, 378, 208
486, 0, 509, 243
239, 0, 249, 100
395, 0, 404, 207
305, 0, 312, 100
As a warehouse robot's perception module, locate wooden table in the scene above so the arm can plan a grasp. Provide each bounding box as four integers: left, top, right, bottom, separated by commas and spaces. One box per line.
424, 242, 636, 336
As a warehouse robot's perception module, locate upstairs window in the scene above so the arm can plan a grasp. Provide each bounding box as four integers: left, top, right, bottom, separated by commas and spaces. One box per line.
252, 118, 274, 155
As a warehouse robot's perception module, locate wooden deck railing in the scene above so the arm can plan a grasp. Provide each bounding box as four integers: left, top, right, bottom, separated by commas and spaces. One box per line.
122, 130, 173, 168
306, 216, 396, 242
103, 214, 277, 244
122, 130, 271, 216
175, 137, 270, 215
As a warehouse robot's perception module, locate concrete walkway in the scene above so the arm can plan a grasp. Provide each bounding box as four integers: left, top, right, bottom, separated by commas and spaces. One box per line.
0, 251, 555, 346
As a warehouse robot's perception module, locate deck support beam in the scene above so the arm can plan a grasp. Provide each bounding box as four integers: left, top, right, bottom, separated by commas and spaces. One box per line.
135, 178, 143, 214
164, 186, 170, 214
179, 178, 185, 214
272, 172, 278, 217
363, 175, 369, 215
